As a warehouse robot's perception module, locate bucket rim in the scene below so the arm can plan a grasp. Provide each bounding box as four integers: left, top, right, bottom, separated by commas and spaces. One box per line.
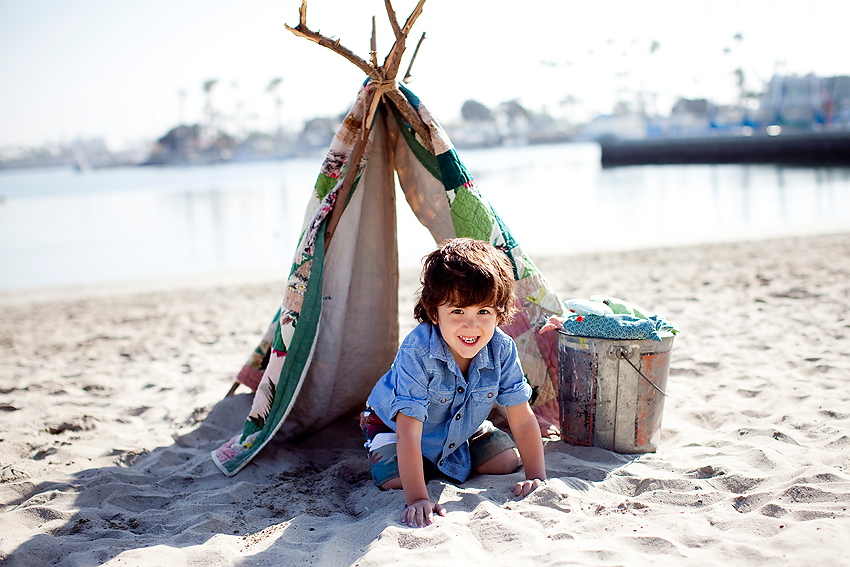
556, 329, 675, 346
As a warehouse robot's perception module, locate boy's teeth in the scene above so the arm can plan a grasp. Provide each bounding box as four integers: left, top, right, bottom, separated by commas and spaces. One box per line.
461, 336, 477, 344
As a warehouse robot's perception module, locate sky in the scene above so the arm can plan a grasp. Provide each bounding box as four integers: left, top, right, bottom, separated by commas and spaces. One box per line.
1, 0, 849, 150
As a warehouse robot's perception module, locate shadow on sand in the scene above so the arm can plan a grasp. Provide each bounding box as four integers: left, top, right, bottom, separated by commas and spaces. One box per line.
1, 394, 635, 566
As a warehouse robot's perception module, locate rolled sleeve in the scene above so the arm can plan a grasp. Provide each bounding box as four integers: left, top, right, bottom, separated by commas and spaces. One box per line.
496, 377, 532, 407
384, 349, 430, 423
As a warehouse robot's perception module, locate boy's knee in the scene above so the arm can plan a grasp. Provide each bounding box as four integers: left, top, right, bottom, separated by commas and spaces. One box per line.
475, 448, 520, 475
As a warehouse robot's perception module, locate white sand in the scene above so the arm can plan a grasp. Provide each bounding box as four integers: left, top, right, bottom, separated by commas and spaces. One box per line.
1, 232, 849, 566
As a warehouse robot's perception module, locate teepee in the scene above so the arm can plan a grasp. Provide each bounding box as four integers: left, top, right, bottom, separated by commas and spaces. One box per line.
213, 0, 563, 476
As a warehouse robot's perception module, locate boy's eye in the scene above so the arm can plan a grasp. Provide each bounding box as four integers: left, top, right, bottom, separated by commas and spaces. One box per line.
478, 309, 491, 315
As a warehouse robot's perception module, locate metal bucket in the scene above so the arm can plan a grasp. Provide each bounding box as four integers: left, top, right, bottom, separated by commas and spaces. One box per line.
557, 331, 674, 453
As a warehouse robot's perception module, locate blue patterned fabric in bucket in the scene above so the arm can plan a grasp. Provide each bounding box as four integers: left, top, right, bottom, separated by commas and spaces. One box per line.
559, 296, 679, 341
560, 313, 678, 341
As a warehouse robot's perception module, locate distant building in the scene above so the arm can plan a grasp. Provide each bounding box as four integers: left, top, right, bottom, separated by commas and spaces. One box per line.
756, 74, 850, 130
578, 113, 648, 142
668, 98, 714, 136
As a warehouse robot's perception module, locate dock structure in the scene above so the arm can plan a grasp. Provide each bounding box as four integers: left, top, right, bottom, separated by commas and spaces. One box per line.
600, 132, 850, 168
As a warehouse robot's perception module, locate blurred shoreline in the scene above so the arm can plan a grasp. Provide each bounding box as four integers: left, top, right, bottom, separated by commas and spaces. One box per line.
4, 73, 850, 172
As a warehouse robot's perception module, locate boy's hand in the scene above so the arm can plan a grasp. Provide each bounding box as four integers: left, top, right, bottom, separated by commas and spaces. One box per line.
539, 315, 567, 334
512, 478, 543, 498
401, 498, 446, 528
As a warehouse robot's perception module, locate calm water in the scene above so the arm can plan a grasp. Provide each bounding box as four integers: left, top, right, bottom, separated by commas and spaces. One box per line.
2, 142, 850, 291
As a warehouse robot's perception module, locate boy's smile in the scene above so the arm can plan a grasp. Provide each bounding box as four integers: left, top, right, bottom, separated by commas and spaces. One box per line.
435, 303, 498, 375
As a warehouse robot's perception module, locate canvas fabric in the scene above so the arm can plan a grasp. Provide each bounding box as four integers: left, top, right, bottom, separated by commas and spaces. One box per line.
212, 81, 563, 476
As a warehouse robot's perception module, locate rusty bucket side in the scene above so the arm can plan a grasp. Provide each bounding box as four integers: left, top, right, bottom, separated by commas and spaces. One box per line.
557, 332, 674, 453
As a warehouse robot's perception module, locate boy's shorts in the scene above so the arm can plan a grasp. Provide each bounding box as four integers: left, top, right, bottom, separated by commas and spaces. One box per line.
360, 409, 517, 487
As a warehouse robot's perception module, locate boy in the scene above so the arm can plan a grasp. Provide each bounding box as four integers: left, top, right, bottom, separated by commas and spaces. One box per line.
363, 238, 546, 528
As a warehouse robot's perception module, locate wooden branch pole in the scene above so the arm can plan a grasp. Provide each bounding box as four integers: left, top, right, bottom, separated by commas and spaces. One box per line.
284, 1, 379, 80
385, 89, 433, 154
370, 16, 378, 68
403, 32, 426, 83
285, 0, 434, 241
381, 0, 425, 79
384, 0, 403, 39
225, 381, 240, 398
400, 0, 426, 36
323, 91, 379, 246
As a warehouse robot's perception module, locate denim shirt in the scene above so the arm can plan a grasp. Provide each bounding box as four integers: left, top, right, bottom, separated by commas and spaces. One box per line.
366, 322, 532, 482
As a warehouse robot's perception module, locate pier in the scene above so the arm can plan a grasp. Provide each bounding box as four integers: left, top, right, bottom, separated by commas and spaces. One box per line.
600, 131, 850, 167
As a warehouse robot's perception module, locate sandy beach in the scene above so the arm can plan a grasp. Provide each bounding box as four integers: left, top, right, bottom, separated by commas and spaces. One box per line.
1, 231, 849, 566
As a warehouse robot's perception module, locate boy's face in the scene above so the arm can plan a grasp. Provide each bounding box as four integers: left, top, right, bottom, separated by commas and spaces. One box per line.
435, 303, 498, 372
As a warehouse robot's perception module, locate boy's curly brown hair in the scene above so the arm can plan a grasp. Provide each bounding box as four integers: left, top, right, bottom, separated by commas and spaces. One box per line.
413, 238, 518, 326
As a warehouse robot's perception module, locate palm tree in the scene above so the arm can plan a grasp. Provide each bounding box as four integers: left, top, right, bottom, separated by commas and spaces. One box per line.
177, 89, 187, 126
267, 78, 283, 137
203, 79, 218, 144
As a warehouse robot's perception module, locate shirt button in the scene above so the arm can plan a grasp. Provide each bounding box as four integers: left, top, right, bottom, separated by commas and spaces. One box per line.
457, 387, 464, 394
487, 392, 494, 398
449, 443, 455, 449
455, 414, 461, 420
439, 460, 444, 466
